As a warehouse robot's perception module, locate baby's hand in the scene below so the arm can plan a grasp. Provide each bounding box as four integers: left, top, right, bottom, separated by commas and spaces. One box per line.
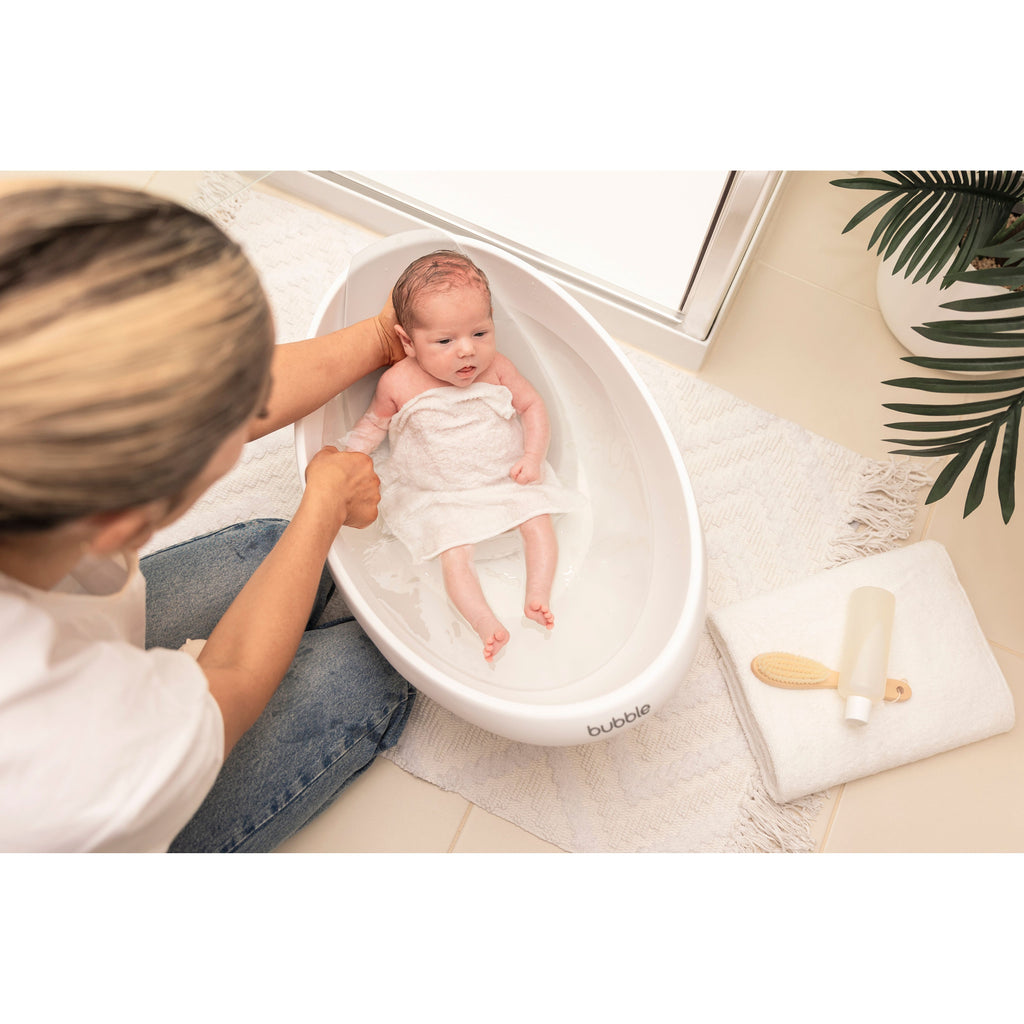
510, 455, 542, 485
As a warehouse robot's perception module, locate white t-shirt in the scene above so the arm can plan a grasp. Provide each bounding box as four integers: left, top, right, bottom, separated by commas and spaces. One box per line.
0, 552, 224, 852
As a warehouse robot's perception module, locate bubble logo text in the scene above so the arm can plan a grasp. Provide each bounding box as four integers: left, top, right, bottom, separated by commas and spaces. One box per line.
587, 704, 651, 737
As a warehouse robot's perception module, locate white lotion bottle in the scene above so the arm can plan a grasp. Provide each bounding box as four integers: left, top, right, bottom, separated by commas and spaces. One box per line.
837, 586, 896, 725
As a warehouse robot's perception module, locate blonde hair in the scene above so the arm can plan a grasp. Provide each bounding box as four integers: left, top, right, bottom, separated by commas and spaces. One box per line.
0, 182, 274, 535
391, 249, 491, 329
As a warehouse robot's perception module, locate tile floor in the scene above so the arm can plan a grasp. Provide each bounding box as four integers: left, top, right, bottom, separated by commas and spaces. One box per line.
10, 170, 1021, 852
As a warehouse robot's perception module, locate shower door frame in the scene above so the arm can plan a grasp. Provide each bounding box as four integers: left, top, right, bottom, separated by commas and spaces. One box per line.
257, 170, 783, 370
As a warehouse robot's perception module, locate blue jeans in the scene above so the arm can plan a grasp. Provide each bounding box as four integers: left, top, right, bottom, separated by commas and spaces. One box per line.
140, 519, 415, 853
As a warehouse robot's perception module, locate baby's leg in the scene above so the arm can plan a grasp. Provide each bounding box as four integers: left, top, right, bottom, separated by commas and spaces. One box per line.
440, 544, 510, 661
519, 514, 557, 629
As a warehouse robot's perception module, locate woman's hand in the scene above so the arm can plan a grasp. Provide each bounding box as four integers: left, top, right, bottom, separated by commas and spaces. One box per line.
304, 446, 380, 529
375, 294, 407, 366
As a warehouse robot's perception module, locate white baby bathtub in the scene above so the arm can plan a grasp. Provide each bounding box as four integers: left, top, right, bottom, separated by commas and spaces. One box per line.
295, 228, 706, 746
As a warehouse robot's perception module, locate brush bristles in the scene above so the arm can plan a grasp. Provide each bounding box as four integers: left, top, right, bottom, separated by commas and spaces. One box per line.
751, 652, 830, 686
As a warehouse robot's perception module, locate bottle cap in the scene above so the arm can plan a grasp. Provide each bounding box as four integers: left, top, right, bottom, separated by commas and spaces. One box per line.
845, 694, 873, 724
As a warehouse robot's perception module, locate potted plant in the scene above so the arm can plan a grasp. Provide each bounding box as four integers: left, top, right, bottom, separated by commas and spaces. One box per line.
831, 171, 1024, 522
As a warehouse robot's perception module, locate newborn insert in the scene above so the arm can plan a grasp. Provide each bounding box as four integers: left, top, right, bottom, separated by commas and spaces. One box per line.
377, 382, 581, 562
708, 540, 1015, 803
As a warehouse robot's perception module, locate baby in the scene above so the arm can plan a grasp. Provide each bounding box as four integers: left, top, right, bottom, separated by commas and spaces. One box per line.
342, 250, 579, 660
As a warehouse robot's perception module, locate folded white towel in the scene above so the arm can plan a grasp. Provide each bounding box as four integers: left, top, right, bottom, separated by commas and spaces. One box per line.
707, 540, 1014, 803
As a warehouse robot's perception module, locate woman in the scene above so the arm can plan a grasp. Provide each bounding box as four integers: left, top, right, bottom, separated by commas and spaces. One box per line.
0, 180, 415, 852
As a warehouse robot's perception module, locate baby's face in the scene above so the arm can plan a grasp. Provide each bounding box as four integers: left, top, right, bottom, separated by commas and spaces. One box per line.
400, 283, 496, 388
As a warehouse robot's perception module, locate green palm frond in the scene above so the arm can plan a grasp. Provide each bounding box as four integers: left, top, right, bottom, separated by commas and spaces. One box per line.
831, 172, 1024, 287
884, 384, 1023, 521
883, 226, 1024, 522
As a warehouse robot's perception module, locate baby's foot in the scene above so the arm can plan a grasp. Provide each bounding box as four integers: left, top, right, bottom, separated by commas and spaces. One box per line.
525, 600, 555, 630
474, 615, 510, 661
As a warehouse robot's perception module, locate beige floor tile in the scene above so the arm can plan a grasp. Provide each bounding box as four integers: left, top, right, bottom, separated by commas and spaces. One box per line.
755, 171, 884, 309
701, 261, 915, 461
450, 806, 565, 853
275, 758, 470, 853
821, 645, 1024, 852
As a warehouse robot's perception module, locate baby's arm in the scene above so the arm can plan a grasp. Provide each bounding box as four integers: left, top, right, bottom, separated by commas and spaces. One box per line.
496, 354, 550, 484
340, 374, 400, 455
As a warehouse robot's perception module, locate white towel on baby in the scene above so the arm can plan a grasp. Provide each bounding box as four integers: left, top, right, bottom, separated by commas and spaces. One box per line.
377, 382, 583, 563
707, 540, 1015, 804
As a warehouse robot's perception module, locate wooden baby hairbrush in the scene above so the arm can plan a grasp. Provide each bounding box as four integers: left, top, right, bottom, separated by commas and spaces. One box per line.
751, 651, 911, 702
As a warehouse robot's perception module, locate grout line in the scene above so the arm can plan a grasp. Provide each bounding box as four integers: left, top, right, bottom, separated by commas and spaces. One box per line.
446, 804, 474, 853
752, 258, 882, 313
817, 785, 846, 852
916, 502, 937, 541
990, 640, 1024, 661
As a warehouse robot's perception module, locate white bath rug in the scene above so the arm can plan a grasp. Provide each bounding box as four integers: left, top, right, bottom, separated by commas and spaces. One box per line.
153, 173, 930, 852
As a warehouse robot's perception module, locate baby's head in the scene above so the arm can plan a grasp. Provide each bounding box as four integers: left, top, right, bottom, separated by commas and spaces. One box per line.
392, 250, 498, 387
392, 250, 491, 331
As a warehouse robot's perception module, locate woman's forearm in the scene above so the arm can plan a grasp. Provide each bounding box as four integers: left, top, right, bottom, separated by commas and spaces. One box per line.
197, 450, 380, 753
249, 314, 399, 441
197, 489, 341, 752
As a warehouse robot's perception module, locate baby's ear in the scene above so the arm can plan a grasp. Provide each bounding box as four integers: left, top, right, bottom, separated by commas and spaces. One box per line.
395, 323, 415, 356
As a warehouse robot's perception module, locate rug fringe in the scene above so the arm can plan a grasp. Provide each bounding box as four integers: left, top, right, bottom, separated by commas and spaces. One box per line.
732, 777, 823, 853
828, 458, 932, 567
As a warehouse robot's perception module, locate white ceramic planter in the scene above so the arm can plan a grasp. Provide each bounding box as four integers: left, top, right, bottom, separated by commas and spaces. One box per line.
875, 258, 1008, 368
